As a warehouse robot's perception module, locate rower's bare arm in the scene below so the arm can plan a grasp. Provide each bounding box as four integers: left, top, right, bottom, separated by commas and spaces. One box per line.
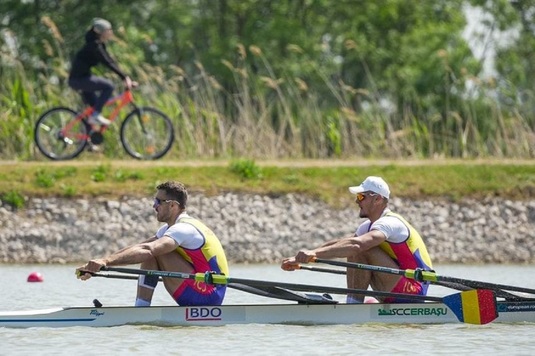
313, 230, 386, 259
318, 234, 356, 248
76, 236, 177, 280
113, 236, 157, 255
281, 233, 361, 270
103, 236, 177, 267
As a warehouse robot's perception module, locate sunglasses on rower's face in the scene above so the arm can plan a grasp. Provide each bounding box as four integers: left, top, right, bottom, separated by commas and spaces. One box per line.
153, 197, 179, 207
356, 192, 377, 202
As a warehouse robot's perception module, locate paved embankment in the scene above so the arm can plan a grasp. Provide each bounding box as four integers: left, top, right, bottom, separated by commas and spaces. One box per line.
1, 194, 534, 264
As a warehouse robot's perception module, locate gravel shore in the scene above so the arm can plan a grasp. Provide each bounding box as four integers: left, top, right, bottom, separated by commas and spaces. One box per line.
1, 193, 534, 264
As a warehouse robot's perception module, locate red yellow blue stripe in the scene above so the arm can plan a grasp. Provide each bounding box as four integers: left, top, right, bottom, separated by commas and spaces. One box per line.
443, 290, 498, 324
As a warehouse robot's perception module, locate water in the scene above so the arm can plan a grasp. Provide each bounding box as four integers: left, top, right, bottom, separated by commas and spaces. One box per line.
1, 264, 535, 356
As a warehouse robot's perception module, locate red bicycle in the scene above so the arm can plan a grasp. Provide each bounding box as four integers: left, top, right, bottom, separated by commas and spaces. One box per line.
34, 88, 174, 160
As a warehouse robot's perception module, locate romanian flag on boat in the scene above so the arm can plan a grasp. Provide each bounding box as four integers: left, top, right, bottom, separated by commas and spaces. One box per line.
443, 289, 498, 324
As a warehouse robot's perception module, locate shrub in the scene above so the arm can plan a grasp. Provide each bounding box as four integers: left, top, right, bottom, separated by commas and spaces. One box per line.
229, 159, 262, 180
1, 190, 25, 209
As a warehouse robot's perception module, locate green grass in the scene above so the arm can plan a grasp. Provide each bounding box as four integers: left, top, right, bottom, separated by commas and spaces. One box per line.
0, 159, 533, 208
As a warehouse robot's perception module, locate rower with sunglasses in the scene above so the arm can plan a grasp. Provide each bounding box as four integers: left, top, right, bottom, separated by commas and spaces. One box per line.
281, 176, 433, 303
76, 181, 229, 307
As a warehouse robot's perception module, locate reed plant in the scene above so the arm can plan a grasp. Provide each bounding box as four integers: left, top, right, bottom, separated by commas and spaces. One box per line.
1, 18, 535, 161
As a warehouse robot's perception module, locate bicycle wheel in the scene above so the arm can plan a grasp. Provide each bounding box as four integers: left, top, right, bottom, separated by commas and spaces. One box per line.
34, 107, 89, 160
120, 107, 174, 160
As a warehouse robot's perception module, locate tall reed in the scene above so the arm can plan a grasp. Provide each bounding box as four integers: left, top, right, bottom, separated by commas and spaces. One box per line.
1, 18, 534, 160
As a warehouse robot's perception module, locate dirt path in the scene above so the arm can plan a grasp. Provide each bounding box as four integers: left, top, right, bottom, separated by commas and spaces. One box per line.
1, 158, 533, 168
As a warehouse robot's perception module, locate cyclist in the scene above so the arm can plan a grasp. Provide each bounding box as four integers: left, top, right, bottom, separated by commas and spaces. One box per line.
68, 18, 134, 127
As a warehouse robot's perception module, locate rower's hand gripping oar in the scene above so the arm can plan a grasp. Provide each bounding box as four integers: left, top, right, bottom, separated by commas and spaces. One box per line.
309, 258, 498, 324
98, 266, 495, 324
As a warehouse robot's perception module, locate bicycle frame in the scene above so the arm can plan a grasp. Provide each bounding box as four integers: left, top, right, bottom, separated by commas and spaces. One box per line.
60, 90, 137, 140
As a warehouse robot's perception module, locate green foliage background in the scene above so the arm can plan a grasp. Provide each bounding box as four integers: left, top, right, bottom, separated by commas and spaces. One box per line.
2, 0, 535, 160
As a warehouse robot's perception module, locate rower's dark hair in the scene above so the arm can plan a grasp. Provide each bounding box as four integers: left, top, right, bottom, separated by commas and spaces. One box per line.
156, 181, 187, 207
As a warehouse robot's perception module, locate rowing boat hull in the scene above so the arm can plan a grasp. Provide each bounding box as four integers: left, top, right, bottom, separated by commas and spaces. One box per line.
1, 301, 535, 328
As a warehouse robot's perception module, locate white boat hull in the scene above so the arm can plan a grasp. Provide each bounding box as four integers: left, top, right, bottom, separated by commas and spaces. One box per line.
1, 301, 535, 328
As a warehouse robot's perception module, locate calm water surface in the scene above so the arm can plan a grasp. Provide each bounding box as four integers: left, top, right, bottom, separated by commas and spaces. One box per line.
1, 264, 535, 356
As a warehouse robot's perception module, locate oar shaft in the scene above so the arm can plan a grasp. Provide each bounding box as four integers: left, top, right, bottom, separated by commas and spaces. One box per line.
224, 277, 442, 302
92, 272, 140, 280
298, 265, 346, 275
314, 258, 406, 276
314, 258, 535, 295
432, 275, 535, 295
301, 264, 528, 301
433, 280, 529, 301
102, 266, 212, 283
92, 273, 163, 281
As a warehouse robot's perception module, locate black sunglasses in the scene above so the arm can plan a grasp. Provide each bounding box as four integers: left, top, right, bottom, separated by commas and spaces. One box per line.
153, 198, 180, 206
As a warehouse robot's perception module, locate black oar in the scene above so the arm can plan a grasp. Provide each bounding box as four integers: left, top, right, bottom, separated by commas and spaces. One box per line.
101, 266, 439, 301
298, 265, 346, 275
297, 264, 528, 301
312, 258, 535, 296
90, 272, 336, 304
98, 266, 497, 324
91, 272, 150, 281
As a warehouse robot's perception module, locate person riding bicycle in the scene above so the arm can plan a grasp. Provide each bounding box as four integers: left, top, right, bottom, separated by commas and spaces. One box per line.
68, 18, 134, 127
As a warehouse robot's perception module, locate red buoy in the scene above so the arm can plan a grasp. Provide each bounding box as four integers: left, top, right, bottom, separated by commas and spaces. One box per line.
27, 272, 44, 282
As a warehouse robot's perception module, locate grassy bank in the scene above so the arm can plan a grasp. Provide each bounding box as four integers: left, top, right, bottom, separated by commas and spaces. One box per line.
1, 159, 534, 209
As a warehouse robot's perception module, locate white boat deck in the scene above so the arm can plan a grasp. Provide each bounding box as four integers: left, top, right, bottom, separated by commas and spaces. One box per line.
1, 300, 535, 328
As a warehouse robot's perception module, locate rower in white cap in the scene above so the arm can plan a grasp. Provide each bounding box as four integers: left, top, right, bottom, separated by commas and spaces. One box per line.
282, 176, 433, 304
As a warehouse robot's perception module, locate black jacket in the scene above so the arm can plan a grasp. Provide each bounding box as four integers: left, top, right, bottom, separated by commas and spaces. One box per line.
69, 30, 127, 80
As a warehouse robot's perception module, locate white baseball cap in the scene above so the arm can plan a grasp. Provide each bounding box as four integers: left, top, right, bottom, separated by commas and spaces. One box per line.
349, 176, 390, 199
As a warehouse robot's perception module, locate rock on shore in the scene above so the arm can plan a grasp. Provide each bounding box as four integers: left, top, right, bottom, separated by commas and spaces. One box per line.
1, 193, 534, 264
